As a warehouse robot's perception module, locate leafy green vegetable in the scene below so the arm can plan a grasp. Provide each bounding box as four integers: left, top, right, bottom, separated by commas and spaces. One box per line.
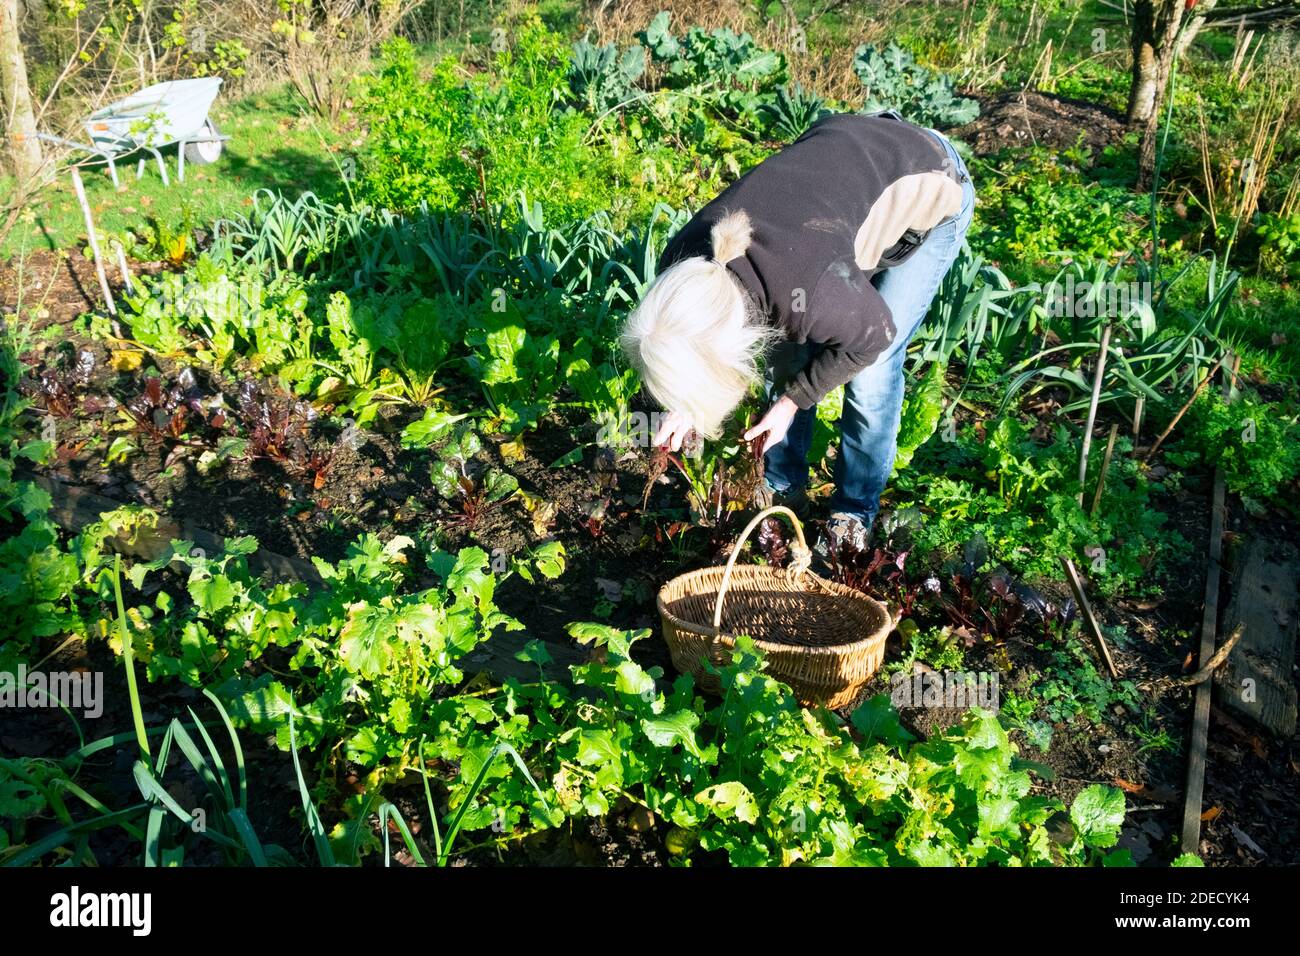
401, 408, 468, 449
853, 43, 979, 128
1069, 784, 1126, 849
1169, 388, 1300, 504
894, 360, 946, 474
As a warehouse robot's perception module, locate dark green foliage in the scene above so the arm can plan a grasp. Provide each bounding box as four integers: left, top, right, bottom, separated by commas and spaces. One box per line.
896, 415, 1181, 595
971, 148, 1145, 264
1169, 389, 1300, 503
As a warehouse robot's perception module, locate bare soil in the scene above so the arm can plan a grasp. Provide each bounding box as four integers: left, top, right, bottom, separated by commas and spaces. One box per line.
952, 90, 1129, 158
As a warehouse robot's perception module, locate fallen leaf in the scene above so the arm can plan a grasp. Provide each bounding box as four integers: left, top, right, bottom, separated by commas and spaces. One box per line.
530, 501, 557, 537
1126, 597, 1162, 611
1229, 824, 1266, 857
1201, 806, 1222, 822
110, 349, 144, 371
316, 376, 343, 398
1143, 783, 1179, 803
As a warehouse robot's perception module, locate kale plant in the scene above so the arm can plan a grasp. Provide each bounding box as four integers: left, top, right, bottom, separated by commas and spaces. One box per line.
569, 38, 646, 113
853, 43, 979, 128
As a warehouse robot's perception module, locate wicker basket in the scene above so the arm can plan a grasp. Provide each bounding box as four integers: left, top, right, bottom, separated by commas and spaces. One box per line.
657, 506, 892, 710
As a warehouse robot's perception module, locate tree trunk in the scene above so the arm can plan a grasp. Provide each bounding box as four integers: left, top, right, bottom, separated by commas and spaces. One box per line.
1135, 51, 1173, 190
0, 0, 44, 183
1175, 0, 1218, 60
1129, 0, 1189, 190
1127, 5, 1160, 125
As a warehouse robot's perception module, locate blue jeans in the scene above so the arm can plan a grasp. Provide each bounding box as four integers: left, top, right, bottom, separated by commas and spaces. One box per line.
763, 129, 975, 528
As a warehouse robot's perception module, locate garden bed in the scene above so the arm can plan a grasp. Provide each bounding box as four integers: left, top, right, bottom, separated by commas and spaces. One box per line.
7, 282, 1297, 866
952, 90, 1128, 158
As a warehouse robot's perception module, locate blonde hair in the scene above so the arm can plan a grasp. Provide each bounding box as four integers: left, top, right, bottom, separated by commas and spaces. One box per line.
620, 210, 776, 440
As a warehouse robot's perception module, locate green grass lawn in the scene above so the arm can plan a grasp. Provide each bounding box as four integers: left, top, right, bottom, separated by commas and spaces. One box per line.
2, 83, 354, 259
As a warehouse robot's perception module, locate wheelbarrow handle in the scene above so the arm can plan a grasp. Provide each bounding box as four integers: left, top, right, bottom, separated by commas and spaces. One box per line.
711, 505, 812, 633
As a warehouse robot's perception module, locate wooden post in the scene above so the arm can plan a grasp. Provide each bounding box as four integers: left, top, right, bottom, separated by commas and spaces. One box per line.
1077, 325, 1112, 506
69, 166, 116, 316
1180, 468, 1226, 855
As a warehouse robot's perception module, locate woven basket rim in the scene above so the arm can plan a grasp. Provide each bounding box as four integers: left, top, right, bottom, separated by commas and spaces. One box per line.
657, 564, 892, 657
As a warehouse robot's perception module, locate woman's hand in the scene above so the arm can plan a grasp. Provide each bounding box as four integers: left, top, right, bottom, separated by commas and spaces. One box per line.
653, 410, 695, 452
744, 395, 799, 454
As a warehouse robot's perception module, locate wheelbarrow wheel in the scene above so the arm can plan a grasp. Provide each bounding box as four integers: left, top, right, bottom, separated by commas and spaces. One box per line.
183, 119, 224, 166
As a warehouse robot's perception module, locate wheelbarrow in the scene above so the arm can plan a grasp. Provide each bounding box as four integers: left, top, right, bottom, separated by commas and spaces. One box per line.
36, 77, 230, 187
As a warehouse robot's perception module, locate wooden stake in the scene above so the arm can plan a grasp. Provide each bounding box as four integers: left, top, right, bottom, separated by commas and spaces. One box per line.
111, 239, 134, 296
1181, 467, 1226, 854
1180, 364, 1237, 855
1077, 325, 1112, 506
69, 166, 116, 316
1142, 351, 1229, 463
1089, 423, 1119, 517
1060, 557, 1121, 679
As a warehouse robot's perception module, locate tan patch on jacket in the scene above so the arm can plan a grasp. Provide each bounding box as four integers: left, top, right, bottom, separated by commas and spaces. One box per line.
853, 172, 963, 271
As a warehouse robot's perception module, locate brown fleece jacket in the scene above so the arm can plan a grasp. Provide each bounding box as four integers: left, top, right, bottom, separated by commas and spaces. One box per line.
658, 112, 964, 409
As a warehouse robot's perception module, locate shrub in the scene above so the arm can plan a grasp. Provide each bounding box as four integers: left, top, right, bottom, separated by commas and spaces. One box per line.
357, 24, 623, 222
1255, 210, 1300, 280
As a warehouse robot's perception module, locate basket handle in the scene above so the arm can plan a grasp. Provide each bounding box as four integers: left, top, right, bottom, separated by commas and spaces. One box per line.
711, 505, 812, 633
